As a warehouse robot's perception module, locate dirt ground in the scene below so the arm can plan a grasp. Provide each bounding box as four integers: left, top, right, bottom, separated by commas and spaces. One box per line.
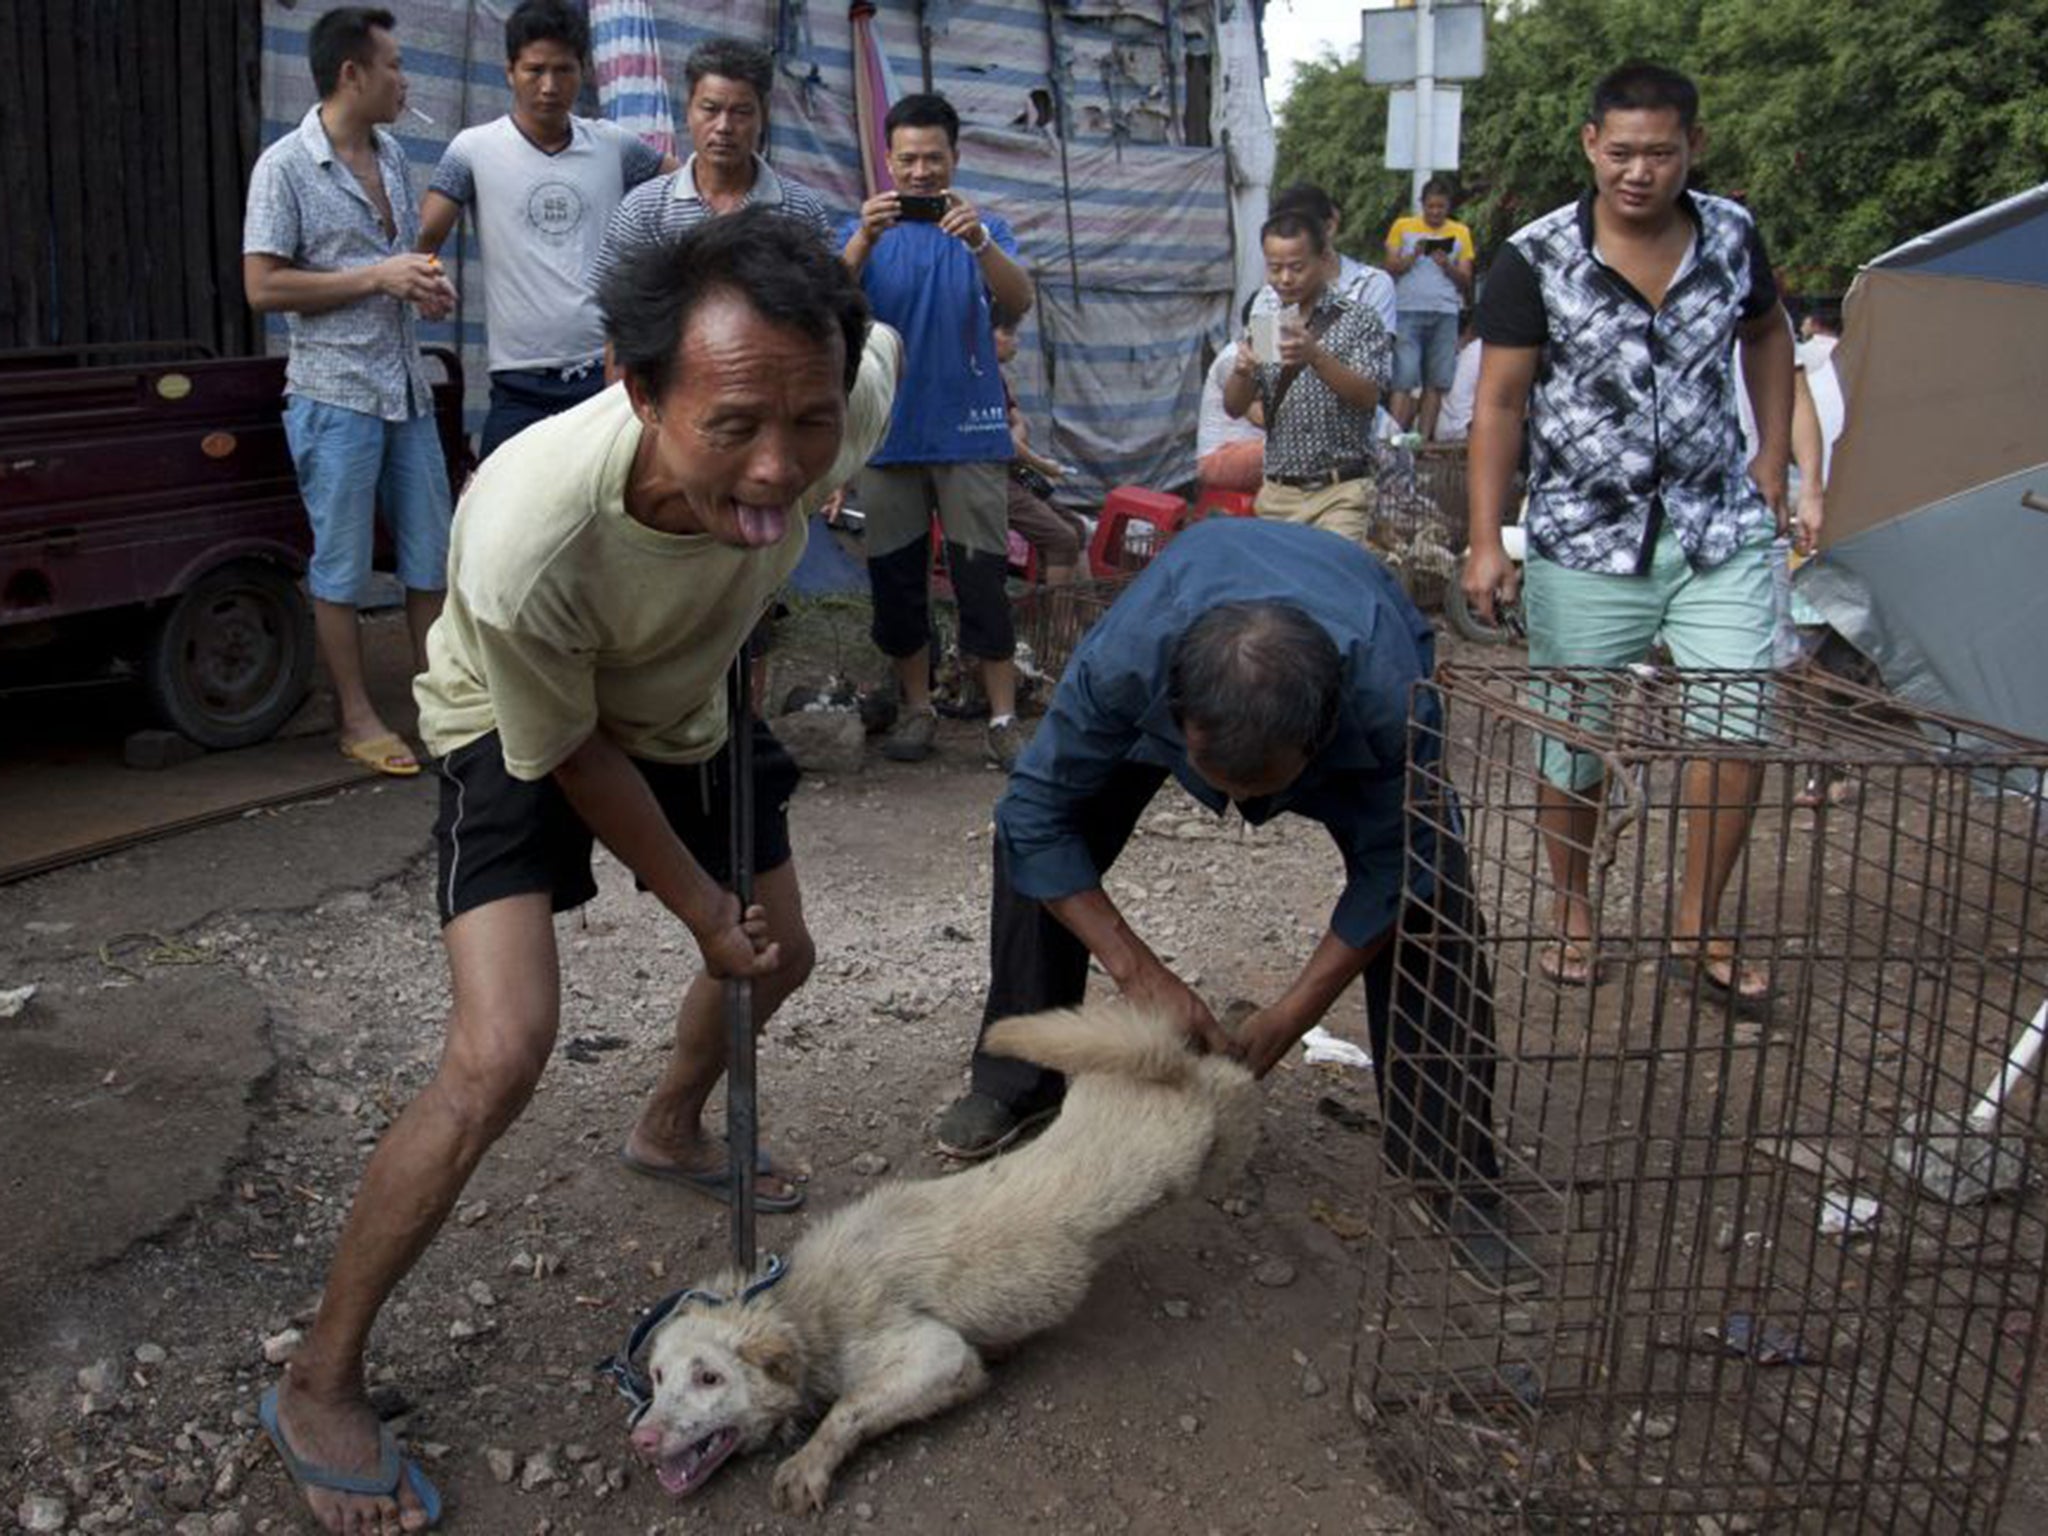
0, 696, 1429, 1535
4, 616, 2046, 1536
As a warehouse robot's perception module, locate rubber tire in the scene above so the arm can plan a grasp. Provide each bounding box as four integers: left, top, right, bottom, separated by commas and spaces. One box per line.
1444, 558, 1524, 646
143, 560, 315, 749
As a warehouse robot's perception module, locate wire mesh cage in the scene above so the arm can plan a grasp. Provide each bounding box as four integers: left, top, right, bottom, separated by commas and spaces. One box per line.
1370, 444, 1468, 610
1009, 577, 1125, 683
1355, 661, 2048, 1534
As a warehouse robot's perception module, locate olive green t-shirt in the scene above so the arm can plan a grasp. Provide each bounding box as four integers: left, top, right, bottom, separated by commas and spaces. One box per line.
415, 325, 900, 778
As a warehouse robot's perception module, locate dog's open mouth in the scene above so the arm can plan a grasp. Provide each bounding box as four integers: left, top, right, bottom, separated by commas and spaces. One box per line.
656, 1426, 741, 1496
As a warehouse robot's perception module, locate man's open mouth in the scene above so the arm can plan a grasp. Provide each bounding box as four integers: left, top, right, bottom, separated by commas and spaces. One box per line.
656, 1425, 741, 1496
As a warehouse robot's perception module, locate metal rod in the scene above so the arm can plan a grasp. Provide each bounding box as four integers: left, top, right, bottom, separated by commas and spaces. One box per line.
725, 649, 758, 1275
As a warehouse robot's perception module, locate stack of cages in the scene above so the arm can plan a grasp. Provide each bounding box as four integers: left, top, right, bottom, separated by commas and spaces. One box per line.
1354, 661, 2048, 1532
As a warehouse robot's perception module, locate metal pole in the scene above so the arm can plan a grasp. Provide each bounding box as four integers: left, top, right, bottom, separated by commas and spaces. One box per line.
1412, 0, 1437, 211
724, 650, 758, 1275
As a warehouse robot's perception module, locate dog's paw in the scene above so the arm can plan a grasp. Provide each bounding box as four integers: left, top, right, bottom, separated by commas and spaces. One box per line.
771, 1451, 834, 1515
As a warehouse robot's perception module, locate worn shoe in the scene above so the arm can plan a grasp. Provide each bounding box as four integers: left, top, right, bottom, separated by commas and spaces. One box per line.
985, 717, 1026, 772
881, 706, 938, 763
1410, 1192, 1541, 1298
933, 1092, 1059, 1160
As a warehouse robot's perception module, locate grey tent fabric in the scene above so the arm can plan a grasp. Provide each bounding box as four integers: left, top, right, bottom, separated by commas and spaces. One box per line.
1795, 182, 2048, 745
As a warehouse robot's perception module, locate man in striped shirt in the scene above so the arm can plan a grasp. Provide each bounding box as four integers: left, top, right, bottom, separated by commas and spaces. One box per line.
592, 38, 837, 289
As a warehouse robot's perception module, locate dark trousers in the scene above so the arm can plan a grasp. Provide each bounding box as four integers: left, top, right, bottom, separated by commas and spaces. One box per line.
971, 765, 1503, 1190
480, 364, 606, 460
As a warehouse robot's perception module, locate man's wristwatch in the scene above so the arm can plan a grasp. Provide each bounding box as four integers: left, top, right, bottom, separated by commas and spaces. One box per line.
965, 225, 991, 255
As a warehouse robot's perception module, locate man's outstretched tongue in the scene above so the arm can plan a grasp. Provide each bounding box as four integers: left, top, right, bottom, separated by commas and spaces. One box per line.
734, 500, 790, 547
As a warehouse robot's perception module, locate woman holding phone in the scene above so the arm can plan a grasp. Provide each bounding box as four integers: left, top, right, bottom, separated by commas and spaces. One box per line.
1385, 176, 1476, 439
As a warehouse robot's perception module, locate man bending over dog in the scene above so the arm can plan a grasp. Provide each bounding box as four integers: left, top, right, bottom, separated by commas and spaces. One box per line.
259, 210, 897, 1533
934, 518, 1530, 1294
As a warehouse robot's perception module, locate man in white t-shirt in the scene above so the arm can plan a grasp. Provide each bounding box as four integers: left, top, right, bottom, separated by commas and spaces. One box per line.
418, 0, 676, 458
1434, 323, 1482, 442
1196, 342, 1264, 491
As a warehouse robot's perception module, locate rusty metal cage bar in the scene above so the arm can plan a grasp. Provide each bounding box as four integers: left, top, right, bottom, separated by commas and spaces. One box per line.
1354, 662, 2048, 1533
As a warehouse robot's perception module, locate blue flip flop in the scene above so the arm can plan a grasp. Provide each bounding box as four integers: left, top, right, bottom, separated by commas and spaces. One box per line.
259, 1385, 443, 1527
618, 1143, 807, 1213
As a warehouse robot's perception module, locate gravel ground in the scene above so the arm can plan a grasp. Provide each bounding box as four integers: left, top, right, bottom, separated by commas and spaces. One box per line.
1, 714, 1423, 1536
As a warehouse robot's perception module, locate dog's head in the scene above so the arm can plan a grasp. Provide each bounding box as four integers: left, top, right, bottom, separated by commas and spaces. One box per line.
629, 1303, 805, 1496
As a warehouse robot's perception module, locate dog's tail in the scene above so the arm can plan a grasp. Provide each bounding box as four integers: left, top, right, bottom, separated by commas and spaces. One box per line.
982, 1002, 1207, 1085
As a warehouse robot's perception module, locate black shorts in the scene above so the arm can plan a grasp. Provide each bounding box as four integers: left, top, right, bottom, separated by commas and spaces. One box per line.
432, 723, 800, 925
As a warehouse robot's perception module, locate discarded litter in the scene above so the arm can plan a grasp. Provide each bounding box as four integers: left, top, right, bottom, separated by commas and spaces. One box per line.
0, 983, 36, 1019
1707, 1312, 1809, 1366
1302, 1025, 1372, 1069
1818, 1189, 1881, 1237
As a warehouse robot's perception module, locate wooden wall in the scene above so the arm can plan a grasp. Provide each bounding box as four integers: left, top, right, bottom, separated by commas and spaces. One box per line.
0, 0, 261, 360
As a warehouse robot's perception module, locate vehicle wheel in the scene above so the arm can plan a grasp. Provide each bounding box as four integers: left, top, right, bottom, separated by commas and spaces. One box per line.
143, 561, 314, 749
1445, 559, 1525, 646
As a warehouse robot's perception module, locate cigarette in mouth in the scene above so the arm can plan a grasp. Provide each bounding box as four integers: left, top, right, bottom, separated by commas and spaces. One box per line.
408, 105, 436, 126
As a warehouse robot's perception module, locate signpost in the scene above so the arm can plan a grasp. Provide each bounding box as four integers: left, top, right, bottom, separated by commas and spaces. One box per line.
1362, 0, 1486, 207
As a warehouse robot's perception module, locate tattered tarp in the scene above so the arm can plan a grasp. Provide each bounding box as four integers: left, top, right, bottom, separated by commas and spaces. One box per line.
256, 0, 1257, 501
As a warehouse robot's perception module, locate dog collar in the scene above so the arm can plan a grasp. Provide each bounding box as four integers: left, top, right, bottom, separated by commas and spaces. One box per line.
596, 1253, 789, 1427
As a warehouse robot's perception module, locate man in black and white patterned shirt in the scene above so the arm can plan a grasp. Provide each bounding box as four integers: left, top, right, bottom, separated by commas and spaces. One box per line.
1224, 208, 1393, 546
1463, 62, 1794, 1003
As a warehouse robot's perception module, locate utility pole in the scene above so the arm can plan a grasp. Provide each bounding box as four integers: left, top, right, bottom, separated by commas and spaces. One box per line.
1364, 1, 1484, 203
1411, 0, 1437, 211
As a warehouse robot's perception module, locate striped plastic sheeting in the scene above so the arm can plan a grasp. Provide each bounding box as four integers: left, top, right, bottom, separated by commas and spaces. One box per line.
256, 0, 1240, 495
590, 0, 677, 159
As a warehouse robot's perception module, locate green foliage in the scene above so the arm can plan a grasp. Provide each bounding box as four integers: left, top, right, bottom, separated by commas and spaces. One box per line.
1273, 0, 2048, 295
1269, 47, 1409, 259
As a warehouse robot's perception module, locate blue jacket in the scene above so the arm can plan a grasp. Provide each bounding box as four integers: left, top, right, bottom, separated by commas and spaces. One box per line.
997, 519, 1440, 948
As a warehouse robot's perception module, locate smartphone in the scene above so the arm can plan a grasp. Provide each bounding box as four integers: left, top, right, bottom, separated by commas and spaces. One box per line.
1420, 236, 1457, 256
897, 192, 950, 223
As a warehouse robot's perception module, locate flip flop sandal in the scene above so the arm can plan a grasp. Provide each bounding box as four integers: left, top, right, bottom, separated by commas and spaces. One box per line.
339, 734, 422, 777
259, 1385, 442, 1528
619, 1144, 806, 1213
1666, 954, 1774, 1014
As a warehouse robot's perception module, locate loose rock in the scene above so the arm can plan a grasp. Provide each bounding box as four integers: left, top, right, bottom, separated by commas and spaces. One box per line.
261, 1328, 303, 1365
19, 1494, 69, 1533
774, 711, 867, 777
1252, 1259, 1297, 1288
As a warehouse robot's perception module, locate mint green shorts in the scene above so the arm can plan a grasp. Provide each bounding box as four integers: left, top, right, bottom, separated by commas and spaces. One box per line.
1522, 528, 1778, 790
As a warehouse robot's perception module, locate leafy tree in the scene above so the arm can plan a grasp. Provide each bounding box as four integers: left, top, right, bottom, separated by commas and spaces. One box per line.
1274, 0, 2048, 296
1269, 49, 1408, 260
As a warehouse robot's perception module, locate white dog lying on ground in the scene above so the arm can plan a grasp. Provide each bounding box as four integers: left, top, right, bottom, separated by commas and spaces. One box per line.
618, 1001, 1255, 1513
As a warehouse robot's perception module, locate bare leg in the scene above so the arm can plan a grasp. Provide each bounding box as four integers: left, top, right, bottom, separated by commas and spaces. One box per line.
1419, 386, 1444, 443
1390, 391, 1418, 431
403, 588, 444, 676
1537, 777, 1602, 983
276, 892, 559, 1533
1674, 758, 1766, 993
771, 1321, 988, 1514
315, 599, 396, 752
624, 860, 816, 1201
979, 656, 1019, 720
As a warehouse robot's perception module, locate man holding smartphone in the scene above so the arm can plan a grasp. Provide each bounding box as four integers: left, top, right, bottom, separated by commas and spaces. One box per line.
840, 92, 1038, 770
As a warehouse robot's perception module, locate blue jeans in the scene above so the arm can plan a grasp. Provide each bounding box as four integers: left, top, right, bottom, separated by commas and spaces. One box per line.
481, 361, 606, 460
283, 396, 453, 603
1394, 310, 1459, 393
